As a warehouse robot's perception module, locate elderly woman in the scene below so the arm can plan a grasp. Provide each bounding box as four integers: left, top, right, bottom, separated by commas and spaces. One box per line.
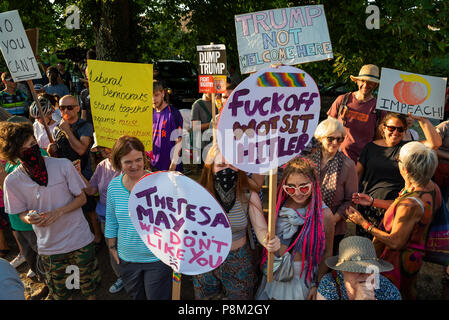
317, 236, 401, 300
356, 112, 441, 238
105, 135, 172, 300
0, 122, 100, 300
310, 117, 358, 253
348, 142, 441, 300
194, 144, 280, 300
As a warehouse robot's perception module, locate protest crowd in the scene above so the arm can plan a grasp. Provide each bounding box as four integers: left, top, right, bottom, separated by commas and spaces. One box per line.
0, 6, 449, 303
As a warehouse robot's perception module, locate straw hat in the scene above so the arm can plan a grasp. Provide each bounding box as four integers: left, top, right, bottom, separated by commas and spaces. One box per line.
325, 236, 393, 274
350, 64, 380, 84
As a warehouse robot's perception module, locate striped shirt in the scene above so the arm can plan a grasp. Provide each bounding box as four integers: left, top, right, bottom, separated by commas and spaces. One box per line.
105, 174, 159, 263
0, 90, 28, 115
227, 199, 248, 242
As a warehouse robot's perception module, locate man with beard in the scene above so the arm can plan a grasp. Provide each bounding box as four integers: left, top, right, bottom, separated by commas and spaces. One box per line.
43, 66, 69, 98
327, 64, 382, 163
152, 80, 183, 172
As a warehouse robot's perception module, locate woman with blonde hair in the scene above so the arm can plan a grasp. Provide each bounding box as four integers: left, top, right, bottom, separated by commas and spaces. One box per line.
193, 144, 280, 299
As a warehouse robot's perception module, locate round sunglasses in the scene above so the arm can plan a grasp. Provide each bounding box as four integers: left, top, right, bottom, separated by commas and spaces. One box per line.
283, 183, 312, 196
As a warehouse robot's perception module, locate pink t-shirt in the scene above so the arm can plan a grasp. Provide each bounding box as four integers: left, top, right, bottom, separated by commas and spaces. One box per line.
327, 93, 378, 162
3, 157, 93, 255
89, 158, 120, 205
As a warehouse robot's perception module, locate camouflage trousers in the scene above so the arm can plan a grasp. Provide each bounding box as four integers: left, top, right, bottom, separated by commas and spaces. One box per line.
40, 242, 101, 300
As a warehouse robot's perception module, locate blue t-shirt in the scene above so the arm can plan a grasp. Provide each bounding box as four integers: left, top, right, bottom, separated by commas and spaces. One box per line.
43, 83, 69, 97
318, 271, 402, 300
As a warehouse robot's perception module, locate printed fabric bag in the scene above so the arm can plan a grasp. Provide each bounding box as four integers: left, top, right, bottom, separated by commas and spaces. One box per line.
425, 198, 449, 266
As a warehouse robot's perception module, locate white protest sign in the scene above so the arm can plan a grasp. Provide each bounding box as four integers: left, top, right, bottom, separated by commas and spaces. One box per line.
216, 65, 320, 174
377, 67, 447, 120
0, 10, 41, 82
129, 171, 232, 275
235, 5, 333, 74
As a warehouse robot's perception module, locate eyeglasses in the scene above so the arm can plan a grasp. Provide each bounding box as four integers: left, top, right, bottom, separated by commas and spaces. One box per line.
326, 136, 345, 143
59, 105, 77, 111
283, 183, 312, 196
384, 125, 405, 133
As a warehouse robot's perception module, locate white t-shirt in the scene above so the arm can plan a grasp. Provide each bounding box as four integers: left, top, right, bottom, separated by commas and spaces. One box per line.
33, 120, 59, 149
3, 157, 93, 255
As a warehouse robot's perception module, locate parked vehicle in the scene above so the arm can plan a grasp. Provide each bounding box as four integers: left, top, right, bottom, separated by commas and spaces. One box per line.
154, 60, 201, 110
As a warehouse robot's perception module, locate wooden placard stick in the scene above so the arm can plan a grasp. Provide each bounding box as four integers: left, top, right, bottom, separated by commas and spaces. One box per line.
211, 92, 216, 143
266, 168, 277, 283
172, 272, 182, 300
27, 80, 53, 144
210, 42, 217, 144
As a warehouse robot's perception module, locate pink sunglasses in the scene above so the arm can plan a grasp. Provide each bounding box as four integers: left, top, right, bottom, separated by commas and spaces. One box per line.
283, 183, 312, 196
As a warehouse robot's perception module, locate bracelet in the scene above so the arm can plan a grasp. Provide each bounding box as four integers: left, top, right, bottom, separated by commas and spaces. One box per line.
367, 224, 374, 233
364, 222, 371, 231
369, 196, 374, 206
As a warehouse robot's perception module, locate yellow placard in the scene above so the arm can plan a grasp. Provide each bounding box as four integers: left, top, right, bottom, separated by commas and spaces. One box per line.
87, 60, 153, 150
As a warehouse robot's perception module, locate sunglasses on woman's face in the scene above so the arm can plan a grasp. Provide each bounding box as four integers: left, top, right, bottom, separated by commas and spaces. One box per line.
384, 125, 405, 133
326, 136, 345, 143
283, 183, 312, 196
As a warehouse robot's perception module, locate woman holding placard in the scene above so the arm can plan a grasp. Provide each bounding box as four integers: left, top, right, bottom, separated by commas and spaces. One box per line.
193, 144, 281, 300
256, 157, 335, 300
105, 135, 172, 300
309, 117, 358, 254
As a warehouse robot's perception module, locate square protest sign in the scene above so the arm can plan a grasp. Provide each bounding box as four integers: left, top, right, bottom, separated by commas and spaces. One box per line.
235, 5, 333, 74
377, 67, 447, 120
0, 10, 41, 82
87, 60, 153, 150
197, 44, 227, 93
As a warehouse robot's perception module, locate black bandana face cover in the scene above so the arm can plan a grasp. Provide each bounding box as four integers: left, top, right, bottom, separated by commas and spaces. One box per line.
213, 167, 238, 213
20, 143, 48, 186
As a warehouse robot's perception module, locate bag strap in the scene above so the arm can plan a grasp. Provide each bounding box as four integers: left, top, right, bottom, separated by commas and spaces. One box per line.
336, 93, 351, 119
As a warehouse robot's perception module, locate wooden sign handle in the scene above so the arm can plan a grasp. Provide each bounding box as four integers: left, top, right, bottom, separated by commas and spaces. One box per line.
266, 169, 277, 283
27, 80, 54, 144
211, 93, 216, 143
172, 272, 182, 300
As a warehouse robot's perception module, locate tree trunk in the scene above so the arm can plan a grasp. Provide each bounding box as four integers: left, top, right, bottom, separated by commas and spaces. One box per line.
92, 0, 139, 62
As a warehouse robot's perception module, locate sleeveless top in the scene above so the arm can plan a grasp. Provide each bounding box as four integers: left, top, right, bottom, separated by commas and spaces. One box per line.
227, 198, 249, 242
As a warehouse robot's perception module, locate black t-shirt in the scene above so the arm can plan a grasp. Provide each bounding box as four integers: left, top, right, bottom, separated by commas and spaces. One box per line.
79, 88, 92, 125
358, 141, 406, 200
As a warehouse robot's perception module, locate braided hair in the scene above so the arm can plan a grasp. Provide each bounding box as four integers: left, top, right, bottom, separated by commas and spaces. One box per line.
264, 157, 326, 285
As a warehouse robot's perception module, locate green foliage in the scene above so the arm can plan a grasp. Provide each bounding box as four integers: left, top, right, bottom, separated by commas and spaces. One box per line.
0, 0, 447, 84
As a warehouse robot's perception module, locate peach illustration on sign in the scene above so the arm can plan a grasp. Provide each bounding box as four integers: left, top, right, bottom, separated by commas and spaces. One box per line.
393, 74, 431, 105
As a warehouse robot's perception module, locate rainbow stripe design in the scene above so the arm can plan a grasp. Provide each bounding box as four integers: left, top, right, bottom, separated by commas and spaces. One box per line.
257, 72, 306, 87
172, 272, 182, 282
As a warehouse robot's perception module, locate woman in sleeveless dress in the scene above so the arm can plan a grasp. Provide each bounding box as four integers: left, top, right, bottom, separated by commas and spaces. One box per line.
348, 142, 441, 299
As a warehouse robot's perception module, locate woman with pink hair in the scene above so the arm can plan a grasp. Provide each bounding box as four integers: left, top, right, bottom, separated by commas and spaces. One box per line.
256, 157, 335, 300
